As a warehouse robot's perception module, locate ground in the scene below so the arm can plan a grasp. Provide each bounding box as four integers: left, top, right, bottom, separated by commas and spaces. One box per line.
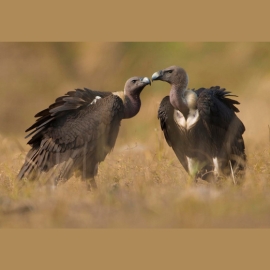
0, 125, 270, 228
1, 42, 270, 228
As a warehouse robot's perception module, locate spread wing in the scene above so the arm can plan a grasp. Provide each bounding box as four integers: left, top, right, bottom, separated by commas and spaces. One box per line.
18, 88, 124, 182
158, 96, 188, 172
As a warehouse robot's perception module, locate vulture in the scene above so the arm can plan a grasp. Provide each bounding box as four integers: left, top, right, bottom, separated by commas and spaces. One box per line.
18, 76, 151, 189
152, 65, 246, 183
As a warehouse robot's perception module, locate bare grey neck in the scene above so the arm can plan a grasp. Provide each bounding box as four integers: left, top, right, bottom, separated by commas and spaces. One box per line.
123, 93, 141, 119
169, 84, 190, 117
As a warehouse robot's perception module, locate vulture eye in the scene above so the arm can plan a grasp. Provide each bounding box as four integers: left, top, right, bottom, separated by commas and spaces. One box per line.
167, 70, 173, 74
131, 80, 137, 84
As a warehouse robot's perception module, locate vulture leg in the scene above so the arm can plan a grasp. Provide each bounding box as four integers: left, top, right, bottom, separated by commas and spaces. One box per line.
197, 165, 216, 183
79, 141, 98, 191
152, 65, 246, 185
82, 162, 99, 191
187, 158, 216, 183
18, 77, 151, 189
229, 160, 236, 185
86, 178, 97, 191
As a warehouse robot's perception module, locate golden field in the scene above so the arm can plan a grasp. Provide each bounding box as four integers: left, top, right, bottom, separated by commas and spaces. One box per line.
0, 42, 270, 227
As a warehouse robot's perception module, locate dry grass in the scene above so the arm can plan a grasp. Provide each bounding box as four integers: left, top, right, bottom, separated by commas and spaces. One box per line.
1, 42, 270, 228
1, 120, 270, 228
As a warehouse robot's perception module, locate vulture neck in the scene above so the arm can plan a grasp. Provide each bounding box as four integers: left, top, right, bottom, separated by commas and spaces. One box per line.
123, 93, 141, 119
169, 84, 197, 118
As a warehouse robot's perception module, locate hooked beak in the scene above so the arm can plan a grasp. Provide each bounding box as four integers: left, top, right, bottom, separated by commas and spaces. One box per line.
141, 77, 151, 86
151, 70, 163, 81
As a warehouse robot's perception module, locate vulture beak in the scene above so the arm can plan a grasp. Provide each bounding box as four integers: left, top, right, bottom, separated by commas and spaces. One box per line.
141, 77, 151, 86
151, 70, 163, 81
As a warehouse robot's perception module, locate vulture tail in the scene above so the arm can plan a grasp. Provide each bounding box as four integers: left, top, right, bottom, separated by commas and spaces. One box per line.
17, 148, 40, 180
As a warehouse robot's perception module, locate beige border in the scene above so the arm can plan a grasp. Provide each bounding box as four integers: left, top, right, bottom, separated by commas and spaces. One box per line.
1, 1, 269, 269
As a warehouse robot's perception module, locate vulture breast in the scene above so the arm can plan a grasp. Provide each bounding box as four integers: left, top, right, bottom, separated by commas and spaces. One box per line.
174, 109, 200, 130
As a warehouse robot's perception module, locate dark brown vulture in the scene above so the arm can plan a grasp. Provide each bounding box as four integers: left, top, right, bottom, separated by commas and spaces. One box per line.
152, 65, 246, 183
18, 76, 151, 189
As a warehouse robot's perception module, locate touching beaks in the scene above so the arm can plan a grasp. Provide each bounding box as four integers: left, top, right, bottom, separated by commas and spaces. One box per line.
141, 77, 151, 86
151, 71, 162, 81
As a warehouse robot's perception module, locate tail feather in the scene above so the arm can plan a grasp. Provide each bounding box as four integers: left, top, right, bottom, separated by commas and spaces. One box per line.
17, 148, 39, 180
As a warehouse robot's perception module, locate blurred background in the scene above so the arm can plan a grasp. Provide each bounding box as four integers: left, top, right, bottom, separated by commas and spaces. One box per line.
0, 42, 270, 153
1, 43, 270, 228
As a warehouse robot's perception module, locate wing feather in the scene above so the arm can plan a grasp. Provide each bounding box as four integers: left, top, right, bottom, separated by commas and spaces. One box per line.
158, 96, 188, 172
196, 86, 246, 171
18, 90, 124, 181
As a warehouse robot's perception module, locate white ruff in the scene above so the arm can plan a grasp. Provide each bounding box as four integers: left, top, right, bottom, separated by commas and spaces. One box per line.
112, 91, 125, 101
174, 109, 199, 130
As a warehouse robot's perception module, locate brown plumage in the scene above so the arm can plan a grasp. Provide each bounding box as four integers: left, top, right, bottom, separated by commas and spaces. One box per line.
152, 65, 246, 183
18, 76, 151, 189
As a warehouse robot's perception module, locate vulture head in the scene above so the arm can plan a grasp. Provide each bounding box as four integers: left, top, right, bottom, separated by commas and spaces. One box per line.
124, 76, 151, 96
122, 76, 151, 119
151, 65, 189, 88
